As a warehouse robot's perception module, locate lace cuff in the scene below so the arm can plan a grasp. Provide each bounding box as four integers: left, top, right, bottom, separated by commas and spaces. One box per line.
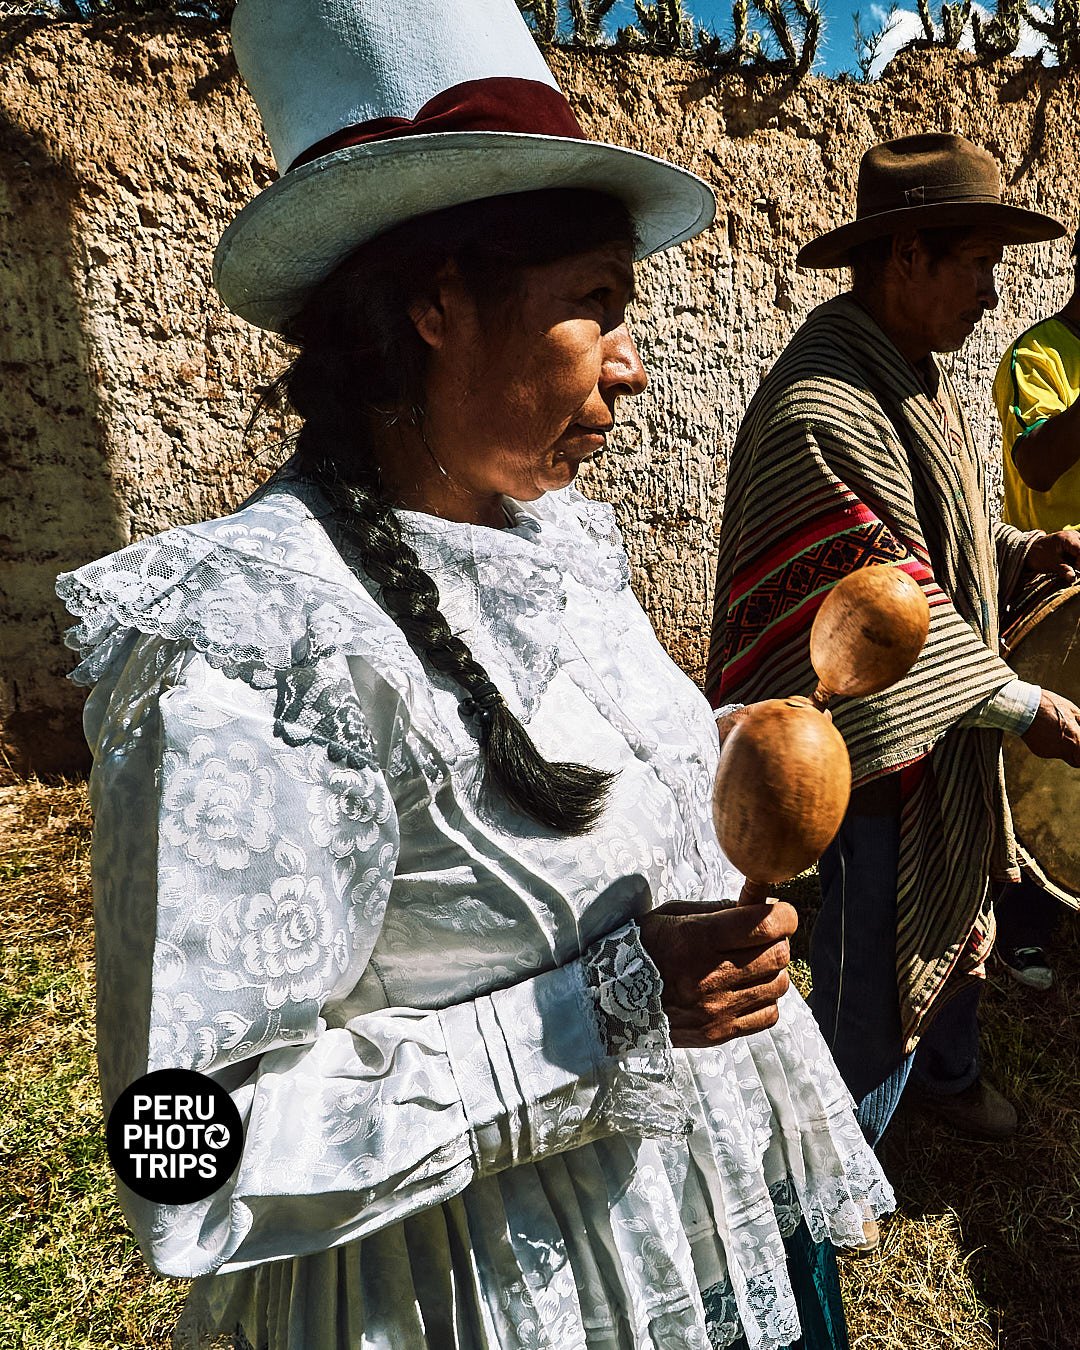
582, 922, 692, 1141
583, 921, 670, 1054
440, 930, 688, 1179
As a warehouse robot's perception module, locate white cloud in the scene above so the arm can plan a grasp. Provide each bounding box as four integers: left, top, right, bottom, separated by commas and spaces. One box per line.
866, 3, 1054, 79
866, 9, 924, 78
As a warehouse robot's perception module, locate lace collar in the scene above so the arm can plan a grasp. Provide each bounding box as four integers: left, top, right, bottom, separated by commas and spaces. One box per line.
57, 484, 630, 726
391, 487, 630, 720
397, 486, 630, 592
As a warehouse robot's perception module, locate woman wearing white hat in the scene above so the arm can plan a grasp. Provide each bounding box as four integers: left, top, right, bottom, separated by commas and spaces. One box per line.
58, 1, 892, 1347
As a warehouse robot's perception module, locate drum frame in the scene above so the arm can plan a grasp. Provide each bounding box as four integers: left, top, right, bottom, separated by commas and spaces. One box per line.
1001, 578, 1080, 910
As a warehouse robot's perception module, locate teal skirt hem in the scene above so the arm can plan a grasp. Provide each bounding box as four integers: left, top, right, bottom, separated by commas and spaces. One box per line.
724, 1218, 850, 1350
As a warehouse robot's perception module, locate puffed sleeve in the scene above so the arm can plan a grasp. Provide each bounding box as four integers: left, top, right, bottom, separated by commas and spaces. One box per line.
86, 638, 687, 1280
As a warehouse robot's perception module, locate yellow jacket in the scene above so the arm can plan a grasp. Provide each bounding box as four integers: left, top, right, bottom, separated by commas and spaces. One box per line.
993, 314, 1080, 533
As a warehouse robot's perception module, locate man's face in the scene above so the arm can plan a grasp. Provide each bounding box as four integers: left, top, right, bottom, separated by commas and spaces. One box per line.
906, 230, 1004, 353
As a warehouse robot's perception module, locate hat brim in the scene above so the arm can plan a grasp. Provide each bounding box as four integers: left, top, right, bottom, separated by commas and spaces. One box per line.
213, 131, 716, 332
797, 200, 1066, 269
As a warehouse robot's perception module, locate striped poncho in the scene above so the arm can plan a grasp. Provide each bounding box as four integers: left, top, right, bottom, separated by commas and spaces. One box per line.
707, 294, 1037, 1050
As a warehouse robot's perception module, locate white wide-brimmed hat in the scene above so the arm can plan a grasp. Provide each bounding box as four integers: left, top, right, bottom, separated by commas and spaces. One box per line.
213, 0, 716, 333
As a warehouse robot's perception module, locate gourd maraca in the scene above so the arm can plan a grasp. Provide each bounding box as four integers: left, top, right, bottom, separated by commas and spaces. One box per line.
712, 565, 930, 904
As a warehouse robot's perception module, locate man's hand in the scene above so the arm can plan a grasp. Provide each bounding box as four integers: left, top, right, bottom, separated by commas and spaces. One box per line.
1024, 529, 1080, 582
639, 900, 797, 1048
1021, 689, 1080, 768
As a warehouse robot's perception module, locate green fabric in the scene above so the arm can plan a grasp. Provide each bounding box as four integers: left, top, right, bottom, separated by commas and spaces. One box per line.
724, 1220, 849, 1350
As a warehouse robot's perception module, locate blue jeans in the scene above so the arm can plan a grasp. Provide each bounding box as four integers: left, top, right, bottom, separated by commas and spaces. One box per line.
809, 783, 981, 1147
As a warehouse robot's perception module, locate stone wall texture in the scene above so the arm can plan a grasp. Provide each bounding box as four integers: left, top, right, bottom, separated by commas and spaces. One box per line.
2, 16, 1078, 775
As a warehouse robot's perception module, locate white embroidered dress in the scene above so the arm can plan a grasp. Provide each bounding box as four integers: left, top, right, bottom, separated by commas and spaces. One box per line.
58, 483, 892, 1350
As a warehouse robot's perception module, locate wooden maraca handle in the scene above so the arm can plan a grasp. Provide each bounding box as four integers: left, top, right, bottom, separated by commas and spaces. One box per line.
713, 566, 930, 905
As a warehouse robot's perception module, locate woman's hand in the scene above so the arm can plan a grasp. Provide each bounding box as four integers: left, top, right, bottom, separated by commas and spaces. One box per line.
639, 900, 797, 1048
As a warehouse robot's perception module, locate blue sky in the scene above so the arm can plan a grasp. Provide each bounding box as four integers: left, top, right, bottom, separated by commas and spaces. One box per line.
692, 0, 870, 74
605, 0, 872, 77
603, 1, 1051, 79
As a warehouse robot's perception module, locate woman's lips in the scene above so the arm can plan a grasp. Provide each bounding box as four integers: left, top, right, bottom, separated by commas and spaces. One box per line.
566, 423, 611, 448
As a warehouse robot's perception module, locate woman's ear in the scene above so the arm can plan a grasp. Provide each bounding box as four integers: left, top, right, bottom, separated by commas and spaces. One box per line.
408, 264, 464, 350
409, 294, 445, 349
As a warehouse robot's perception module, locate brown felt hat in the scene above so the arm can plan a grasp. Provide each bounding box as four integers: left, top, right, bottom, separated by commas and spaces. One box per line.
797, 132, 1065, 269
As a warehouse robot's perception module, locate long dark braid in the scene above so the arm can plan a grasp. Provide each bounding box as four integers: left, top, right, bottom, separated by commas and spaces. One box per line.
268, 190, 635, 833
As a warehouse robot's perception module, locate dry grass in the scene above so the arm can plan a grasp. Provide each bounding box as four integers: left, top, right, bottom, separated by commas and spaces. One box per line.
781, 872, 1080, 1350
0, 780, 187, 1349
3, 779, 1079, 1347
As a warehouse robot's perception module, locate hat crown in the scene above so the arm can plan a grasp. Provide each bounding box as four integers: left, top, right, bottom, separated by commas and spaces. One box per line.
232, 0, 558, 171
856, 133, 1002, 220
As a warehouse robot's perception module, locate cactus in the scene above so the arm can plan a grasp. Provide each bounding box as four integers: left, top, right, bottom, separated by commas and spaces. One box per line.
694, 0, 764, 72
567, 0, 618, 45
732, 0, 753, 56
517, 0, 560, 46
751, 0, 821, 73
1028, 0, 1080, 66
971, 0, 1024, 57
17, 0, 234, 12
754, 0, 797, 59
732, 0, 766, 61
907, 0, 975, 52
940, 0, 972, 45
628, 0, 695, 54
792, 0, 821, 75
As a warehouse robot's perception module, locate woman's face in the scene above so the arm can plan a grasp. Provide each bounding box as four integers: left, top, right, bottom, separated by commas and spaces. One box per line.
410, 241, 647, 522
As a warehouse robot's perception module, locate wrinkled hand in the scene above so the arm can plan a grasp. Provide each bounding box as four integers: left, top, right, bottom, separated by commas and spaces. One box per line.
1021, 689, 1080, 768
639, 900, 797, 1047
1024, 529, 1080, 582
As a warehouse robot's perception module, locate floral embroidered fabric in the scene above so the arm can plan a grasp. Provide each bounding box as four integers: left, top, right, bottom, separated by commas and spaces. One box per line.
582, 923, 670, 1055
58, 483, 893, 1350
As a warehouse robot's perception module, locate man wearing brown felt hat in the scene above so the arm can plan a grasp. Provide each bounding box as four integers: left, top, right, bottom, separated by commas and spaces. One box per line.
708, 132, 1080, 1152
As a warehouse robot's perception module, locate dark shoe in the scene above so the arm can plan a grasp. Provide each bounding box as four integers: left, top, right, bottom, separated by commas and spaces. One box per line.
915, 1078, 1017, 1141
998, 945, 1054, 992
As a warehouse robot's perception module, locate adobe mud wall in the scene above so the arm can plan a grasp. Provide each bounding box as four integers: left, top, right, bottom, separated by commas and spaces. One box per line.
2, 16, 1077, 773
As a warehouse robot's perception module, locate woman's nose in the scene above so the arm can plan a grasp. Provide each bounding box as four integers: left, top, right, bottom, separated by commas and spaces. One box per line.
601, 324, 648, 398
